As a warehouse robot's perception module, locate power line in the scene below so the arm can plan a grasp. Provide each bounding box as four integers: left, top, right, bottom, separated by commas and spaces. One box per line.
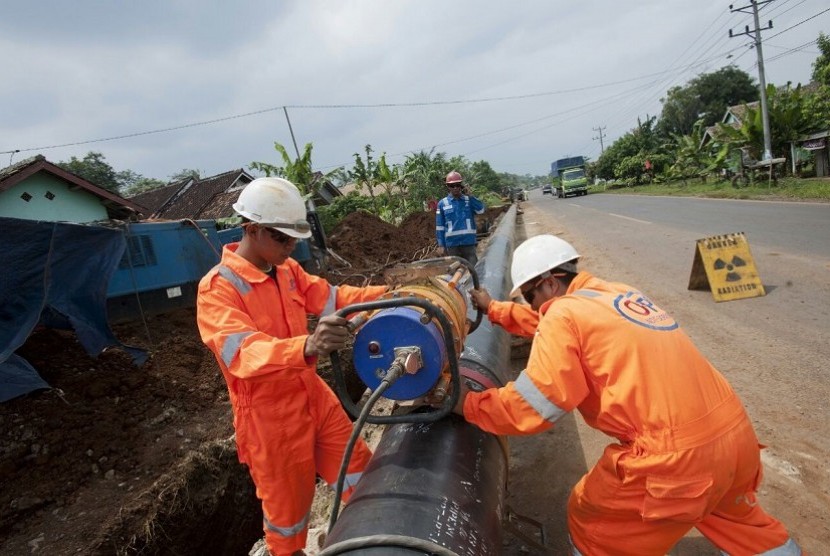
3, 72, 687, 154
766, 6, 830, 40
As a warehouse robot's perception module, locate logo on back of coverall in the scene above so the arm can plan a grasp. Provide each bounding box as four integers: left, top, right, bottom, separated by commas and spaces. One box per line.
613, 291, 678, 331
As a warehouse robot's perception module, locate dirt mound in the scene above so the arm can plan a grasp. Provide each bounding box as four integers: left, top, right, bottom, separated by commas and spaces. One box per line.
326, 207, 507, 286
327, 210, 439, 286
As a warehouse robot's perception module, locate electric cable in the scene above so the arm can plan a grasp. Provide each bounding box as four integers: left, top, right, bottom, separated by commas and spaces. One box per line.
326, 358, 405, 535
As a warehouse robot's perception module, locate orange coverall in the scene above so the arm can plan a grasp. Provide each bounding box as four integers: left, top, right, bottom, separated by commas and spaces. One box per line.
464, 272, 800, 556
197, 244, 387, 555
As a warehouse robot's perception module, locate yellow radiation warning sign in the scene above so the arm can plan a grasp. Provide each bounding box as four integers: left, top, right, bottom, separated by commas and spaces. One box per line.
687, 232, 765, 302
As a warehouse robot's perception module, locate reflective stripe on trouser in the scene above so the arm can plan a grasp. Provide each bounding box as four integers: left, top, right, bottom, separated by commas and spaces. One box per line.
567, 396, 798, 556
242, 374, 373, 555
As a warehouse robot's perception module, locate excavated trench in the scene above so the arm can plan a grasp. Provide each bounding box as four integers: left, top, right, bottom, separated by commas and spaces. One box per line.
0, 207, 512, 555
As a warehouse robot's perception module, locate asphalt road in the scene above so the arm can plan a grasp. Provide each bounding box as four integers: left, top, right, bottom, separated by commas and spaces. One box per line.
507, 191, 830, 554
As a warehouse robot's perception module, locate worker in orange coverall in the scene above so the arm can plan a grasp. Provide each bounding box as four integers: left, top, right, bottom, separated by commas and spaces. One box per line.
197, 177, 387, 556
461, 234, 802, 556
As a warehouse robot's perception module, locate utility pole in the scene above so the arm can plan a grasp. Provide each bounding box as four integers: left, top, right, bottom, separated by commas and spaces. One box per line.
592, 126, 607, 154
729, 0, 774, 161
282, 106, 302, 159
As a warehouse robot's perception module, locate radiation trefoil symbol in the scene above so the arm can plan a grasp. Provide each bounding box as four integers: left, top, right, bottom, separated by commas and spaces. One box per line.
713, 256, 747, 282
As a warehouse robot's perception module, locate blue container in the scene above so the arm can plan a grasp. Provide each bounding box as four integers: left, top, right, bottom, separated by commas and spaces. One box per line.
217, 226, 243, 245
107, 220, 221, 297
352, 307, 446, 400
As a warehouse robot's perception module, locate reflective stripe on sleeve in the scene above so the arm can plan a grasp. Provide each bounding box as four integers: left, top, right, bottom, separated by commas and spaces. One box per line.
514, 372, 567, 424
322, 285, 338, 317
217, 265, 252, 295
221, 331, 253, 367
263, 510, 310, 537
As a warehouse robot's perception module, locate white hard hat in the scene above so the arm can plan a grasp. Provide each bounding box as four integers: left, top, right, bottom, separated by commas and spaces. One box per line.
232, 177, 312, 238
510, 234, 580, 297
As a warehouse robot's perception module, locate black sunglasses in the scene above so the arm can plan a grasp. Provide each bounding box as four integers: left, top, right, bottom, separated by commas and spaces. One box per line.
521, 272, 567, 304
264, 227, 295, 244
521, 276, 547, 304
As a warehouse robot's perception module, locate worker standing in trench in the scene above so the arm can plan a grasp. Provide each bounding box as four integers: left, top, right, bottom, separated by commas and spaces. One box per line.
460, 234, 803, 555
435, 170, 485, 266
196, 177, 388, 556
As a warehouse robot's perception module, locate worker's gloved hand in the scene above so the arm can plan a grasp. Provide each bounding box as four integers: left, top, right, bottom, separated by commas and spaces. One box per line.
452, 380, 472, 416
468, 288, 492, 312
305, 314, 350, 357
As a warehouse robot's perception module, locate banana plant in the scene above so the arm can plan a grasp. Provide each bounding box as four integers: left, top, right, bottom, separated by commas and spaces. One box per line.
250, 142, 336, 198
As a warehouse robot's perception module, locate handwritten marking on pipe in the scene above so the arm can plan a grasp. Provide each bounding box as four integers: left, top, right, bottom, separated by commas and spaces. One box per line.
608, 212, 652, 225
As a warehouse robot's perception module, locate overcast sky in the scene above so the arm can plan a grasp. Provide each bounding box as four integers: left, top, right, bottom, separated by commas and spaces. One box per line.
1, 0, 827, 183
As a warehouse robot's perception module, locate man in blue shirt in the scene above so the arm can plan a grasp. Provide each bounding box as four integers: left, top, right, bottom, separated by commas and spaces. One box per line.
435, 170, 485, 266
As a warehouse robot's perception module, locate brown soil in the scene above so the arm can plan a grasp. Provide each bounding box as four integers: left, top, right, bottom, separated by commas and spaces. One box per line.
0, 206, 506, 556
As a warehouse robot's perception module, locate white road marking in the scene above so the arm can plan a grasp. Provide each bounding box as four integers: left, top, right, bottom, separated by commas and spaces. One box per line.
608, 212, 652, 224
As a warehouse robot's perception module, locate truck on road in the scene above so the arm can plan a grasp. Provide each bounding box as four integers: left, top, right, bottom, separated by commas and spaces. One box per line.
550, 156, 589, 198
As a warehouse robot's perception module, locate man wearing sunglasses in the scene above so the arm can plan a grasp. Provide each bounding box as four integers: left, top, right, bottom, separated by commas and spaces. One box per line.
459, 234, 802, 556
435, 170, 485, 266
196, 178, 388, 556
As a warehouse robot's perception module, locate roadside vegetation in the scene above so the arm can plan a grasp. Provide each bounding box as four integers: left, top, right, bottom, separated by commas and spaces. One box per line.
584, 33, 830, 203
590, 176, 830, 202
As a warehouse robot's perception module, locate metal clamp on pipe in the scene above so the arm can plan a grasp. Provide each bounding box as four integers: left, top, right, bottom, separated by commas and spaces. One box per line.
331, 256, 483, 424
331, 296, 461, 425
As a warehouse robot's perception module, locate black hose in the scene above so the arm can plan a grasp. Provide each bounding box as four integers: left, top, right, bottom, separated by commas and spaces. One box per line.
327, 360, 406, 534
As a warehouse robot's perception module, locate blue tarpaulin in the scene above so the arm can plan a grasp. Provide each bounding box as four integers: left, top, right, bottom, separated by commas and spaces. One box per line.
0, 217, 147, 403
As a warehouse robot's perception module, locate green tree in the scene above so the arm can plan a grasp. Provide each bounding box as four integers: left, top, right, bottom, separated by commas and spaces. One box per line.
596, 116, 666, 183
717, 84, 815, 166
168, 169, 202, 182
805, 33, 830, 128
121, 175, 166, 197
811, 32, 830, 86
57, 152, 121, 192
658, 66, 758, 138
468, 160, 501, 193
403, 149, 448, 208
250, 142, 335, 197
667, 120, 730, 182
348, 144, 382, 214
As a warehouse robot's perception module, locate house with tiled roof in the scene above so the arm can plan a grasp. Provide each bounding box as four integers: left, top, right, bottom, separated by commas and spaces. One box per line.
128, 179, 190, 216
151, 169, 254, 220
130, 168, 344, 222
0, 155, 147, 222
700, 101, 760, 148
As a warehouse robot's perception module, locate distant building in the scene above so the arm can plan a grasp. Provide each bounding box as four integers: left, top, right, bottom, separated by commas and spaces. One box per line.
0, 155, 146, 223
700, 101, 760, 149
129, 170, 342, 221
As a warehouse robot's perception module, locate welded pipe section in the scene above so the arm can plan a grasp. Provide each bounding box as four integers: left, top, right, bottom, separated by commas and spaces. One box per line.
323, 205, 518, 555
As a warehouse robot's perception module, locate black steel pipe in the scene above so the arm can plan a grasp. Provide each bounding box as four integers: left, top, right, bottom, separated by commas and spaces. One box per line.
460, 205, 517, 390
323, 205, 518, 555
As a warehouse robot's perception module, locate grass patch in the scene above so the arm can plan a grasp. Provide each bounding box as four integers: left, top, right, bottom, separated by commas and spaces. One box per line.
591, 176, 830, 201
